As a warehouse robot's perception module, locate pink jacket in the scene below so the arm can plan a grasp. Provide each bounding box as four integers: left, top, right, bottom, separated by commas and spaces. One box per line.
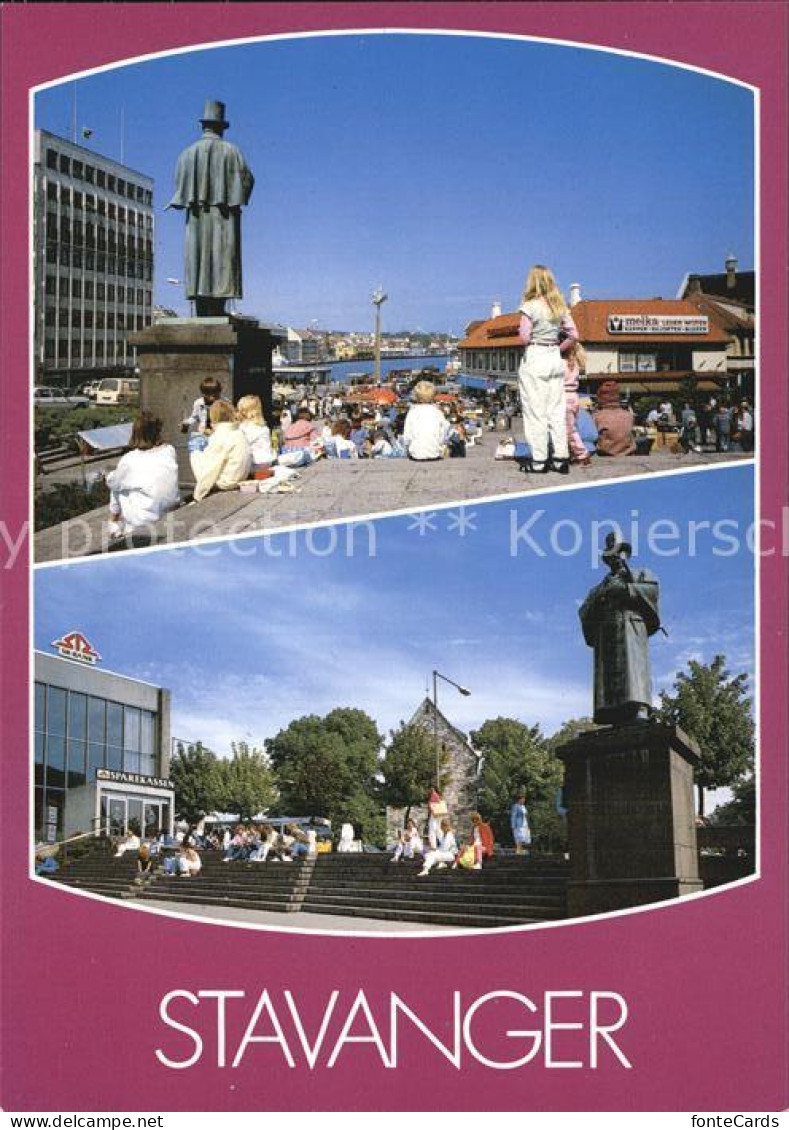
564, 359, 581, 392
283, 419, 319, 451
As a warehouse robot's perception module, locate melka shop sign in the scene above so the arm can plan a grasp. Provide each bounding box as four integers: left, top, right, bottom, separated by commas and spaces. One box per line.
607, 314, 709, 335
51, 631, 101, 665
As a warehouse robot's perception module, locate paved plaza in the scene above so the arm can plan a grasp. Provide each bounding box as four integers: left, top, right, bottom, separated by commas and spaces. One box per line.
34, 440, 751, 562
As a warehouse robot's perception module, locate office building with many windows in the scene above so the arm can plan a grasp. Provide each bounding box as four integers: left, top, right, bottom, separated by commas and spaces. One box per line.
34, 645, 173, 843
33, 129, 155, 386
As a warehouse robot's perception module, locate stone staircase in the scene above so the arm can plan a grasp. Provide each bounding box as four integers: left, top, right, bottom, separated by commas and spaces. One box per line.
47, 848, 145, 900
300, 854, 568, 928
47, 848, 313, 913
140, 853, 314, 914
46, 847, 569, 929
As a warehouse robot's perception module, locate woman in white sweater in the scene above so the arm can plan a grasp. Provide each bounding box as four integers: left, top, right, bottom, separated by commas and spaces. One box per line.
403, 381, 450, 461
418, 819, 458, 876
105, 413, 180, 536
190, 399, 252, 502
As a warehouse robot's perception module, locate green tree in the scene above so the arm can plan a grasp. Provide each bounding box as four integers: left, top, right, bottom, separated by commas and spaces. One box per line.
169, 741, 223, 823
216, 741, 278, 821
658, 655, 755, 818
543, 716, 599, 753
379, 723, 448, 823
471, 717, 564, 850
267, 708, 383, 835
707, 775, 755, 826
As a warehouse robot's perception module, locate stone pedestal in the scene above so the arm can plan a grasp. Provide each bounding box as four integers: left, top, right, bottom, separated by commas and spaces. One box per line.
129, 316, 284, 485
556, 720, 702, 917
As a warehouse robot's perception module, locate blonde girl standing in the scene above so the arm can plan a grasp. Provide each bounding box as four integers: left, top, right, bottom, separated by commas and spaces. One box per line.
563, 341, 592, 467
517, 265, 578, 473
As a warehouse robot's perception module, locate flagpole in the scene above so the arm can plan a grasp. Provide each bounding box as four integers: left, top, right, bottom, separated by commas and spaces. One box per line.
71, 82, 77, 143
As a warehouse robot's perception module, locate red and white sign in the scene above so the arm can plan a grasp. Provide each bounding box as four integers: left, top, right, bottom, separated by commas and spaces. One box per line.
50, 631, 101, 665
607, 313, 709, 335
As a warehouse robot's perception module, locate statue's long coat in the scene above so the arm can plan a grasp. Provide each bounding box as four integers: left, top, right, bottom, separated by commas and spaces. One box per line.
168, 134, 254, 300
579, 568, 660, 723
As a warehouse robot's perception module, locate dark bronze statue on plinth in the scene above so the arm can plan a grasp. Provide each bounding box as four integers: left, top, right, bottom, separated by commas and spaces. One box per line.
557, 533, 701, 917
579, 532, 662, 724
133, 105, 278, 488
167, 99, 255, 317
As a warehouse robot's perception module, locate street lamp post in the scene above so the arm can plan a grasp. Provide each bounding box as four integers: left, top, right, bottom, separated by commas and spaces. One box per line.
432, 669, 471, 791
372, 287, 388, 385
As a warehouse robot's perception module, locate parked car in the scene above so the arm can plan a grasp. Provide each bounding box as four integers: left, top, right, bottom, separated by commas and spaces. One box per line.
34, 386, 90, 409
95, 377, 140, 406
76, 380, 101, 400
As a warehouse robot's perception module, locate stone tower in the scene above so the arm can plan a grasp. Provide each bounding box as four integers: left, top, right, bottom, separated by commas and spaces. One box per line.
385, 697, 481, 845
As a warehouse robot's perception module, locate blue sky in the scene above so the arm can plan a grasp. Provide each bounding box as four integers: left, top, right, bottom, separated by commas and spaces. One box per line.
35, 465, 755, 764
34, 32, 755, 332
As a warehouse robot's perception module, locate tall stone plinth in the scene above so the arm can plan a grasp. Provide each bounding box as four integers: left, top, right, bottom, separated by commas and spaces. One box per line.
556, 721, 702, 917
130, 317, 283, 485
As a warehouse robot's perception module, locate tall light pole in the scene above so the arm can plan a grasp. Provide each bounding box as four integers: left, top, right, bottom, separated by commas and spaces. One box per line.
372, 287, 388, 384
432, 669, 471, 791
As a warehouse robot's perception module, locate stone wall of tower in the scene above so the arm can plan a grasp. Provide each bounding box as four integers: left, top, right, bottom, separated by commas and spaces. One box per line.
385, 698, 479, 846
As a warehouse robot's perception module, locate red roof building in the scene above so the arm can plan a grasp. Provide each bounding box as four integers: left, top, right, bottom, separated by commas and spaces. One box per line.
458, 294, 748, 395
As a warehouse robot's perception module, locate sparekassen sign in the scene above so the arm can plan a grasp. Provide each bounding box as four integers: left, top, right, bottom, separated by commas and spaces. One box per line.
97, 768, 173, 790
607, 314, 709, 334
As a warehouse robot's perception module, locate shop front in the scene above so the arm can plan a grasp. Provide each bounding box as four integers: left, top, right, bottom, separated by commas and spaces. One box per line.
63, 768, 174, 840
34, 641, 172, 842
570, 299, 733, 394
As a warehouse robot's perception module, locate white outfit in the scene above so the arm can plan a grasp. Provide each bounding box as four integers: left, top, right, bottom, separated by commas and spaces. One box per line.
181, 851, 202, 876
403, 404, 449, 460
337, 823, 356, 853
190, 422, 252, 502
114, 833, 140, 857
106, 446, 180, 531
330, 435, 359, 459
250, 831, 278, 862
239, 421, 273, 466
420, 831, 458, 875
427, 812, 441, 851
183, 396, 210, 432
518, 298, 571, 465
391, 827, 424, 861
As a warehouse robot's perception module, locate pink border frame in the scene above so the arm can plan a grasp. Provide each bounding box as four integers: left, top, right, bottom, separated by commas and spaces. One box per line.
1, 3, 786, 1112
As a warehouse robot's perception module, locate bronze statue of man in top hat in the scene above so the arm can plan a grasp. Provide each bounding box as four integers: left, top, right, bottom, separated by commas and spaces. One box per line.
579, 532, 662, 725
168, 100, 255, 316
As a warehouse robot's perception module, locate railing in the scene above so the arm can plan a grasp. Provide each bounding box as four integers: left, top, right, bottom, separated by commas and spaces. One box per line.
35, 820, 108, 865
36, 432, 127, 469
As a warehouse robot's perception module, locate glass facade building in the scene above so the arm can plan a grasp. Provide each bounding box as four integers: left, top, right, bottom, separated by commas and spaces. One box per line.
34, 650, 172, 841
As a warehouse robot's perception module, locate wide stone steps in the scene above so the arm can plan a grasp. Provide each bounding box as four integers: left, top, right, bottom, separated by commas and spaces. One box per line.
298, 856, 569, 927
48, 857, 141, 899
47, 849, 569, 928
139, 890, 303, 913
295, 902, 547, 930
299, 886, 564, 910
